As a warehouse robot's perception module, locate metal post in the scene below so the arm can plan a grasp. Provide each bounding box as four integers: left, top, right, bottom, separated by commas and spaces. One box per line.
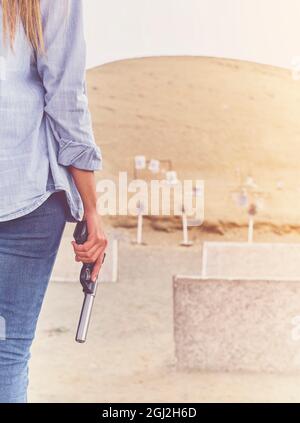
180, 210, 193, 246
248, 215, 254, 243
137, 211, 143, 245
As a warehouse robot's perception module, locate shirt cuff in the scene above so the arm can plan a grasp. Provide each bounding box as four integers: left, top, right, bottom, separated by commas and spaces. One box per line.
57, 137, 102, 171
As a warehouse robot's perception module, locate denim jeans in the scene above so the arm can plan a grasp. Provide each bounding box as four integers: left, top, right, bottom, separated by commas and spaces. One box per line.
0, 191, 69, 403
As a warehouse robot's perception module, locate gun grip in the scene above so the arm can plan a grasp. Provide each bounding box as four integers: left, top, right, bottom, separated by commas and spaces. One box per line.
73, 220, 88, 245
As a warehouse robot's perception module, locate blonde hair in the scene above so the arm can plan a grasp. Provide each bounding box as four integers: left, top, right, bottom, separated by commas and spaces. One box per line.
1, 0, 44, 53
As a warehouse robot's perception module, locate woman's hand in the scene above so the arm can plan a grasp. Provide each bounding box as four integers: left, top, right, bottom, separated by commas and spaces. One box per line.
71, 211, 107, 282
67, 166, 107, 281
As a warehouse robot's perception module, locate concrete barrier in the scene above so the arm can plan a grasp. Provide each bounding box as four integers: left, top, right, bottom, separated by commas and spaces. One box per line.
51, 235, 118, 283
173, 275, 300, 372
202, 242, 300, 280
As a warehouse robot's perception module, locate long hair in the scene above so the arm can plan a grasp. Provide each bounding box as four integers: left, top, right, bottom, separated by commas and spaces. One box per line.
1, 0, 44, 53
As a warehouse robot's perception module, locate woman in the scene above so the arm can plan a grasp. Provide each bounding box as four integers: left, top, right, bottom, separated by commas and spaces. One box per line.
0, 0, 107, 403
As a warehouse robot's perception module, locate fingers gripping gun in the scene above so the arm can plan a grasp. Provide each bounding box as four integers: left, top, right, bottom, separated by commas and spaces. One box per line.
73, 220, 105, 343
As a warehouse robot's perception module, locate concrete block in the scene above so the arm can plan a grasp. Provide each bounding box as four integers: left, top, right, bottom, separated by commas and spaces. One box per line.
202, 242, 300, 280
173, 276, 300, 373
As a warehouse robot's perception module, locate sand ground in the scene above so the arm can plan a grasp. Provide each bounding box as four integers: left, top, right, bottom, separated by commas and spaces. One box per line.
87, 56, 300, 231
28, 226, 300, 403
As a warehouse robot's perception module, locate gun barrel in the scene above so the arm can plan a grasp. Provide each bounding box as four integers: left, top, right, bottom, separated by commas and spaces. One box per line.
76, 290, 96, 343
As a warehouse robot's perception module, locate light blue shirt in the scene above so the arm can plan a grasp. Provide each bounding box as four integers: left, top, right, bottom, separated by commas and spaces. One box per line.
0, 0, 102, 222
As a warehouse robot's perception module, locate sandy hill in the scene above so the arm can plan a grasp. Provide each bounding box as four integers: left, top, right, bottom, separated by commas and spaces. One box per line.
87, 56, 300, 234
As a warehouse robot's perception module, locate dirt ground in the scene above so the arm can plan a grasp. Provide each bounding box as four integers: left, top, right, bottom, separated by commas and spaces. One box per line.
28, 226, 300, 403
87, 56, 300, 230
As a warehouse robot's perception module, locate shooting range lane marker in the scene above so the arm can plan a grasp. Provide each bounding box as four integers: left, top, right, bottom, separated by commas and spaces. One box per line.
137, 212, 143, 245
131, 200, 147, 246
248, 215, 254, 243
180, 209, 193, 247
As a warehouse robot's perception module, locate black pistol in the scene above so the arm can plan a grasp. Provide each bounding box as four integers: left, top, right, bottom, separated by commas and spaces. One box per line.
73, 220, 105, 343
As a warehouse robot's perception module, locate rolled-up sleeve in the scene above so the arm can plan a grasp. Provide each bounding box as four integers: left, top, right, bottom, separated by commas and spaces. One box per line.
37, 0, 102, 171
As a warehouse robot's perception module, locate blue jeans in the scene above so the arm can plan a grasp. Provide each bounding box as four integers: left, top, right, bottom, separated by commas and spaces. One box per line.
0, 191, 69, 403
